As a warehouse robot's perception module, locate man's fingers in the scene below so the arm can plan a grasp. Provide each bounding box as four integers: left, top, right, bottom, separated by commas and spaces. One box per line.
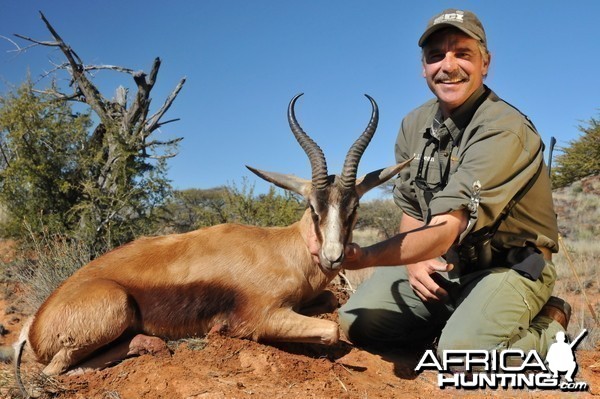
410, 280, 430, 302
407, 261, 453, 303
425, 280, 448, 302
432, 285, 449, 301
341, 243, 365, 270
412, 275, 449, 302
413, 279, 445, 302
344, 243, 359, 260
431, 262, 454, 272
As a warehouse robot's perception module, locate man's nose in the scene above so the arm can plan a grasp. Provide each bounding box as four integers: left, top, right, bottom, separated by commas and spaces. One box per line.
441, 52, 458, 71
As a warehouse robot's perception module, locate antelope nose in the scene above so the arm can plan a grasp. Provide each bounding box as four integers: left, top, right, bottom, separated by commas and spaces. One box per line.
322, 247, 344, 270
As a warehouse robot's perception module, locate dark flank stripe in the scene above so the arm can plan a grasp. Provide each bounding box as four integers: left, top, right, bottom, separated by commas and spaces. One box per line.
126, 281, 244, 339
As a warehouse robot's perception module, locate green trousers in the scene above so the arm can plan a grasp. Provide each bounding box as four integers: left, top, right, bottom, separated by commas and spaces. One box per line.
338, 261, 563, 358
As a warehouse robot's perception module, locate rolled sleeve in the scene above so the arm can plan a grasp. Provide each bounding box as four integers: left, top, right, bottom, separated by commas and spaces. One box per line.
428, 125, 543, 241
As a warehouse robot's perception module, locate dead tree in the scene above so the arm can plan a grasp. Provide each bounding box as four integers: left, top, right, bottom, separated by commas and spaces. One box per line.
12, 12, 186, 249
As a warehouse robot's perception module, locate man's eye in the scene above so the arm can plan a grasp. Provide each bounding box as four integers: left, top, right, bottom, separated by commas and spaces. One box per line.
426, 54, 444, 63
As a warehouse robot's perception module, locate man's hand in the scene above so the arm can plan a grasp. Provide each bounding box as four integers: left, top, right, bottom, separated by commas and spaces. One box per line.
341, 243, 368, 270
406, 259, 453, 303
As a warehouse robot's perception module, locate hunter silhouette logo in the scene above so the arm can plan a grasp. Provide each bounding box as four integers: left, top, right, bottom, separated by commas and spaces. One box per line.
415, 329, 589, 391
545, 329, 587, 383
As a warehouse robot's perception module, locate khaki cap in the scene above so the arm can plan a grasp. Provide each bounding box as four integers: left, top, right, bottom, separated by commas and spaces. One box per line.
419, 9, 486, 47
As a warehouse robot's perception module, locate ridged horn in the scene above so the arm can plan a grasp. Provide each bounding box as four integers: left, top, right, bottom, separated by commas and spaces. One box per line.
288, 93, 329, 190
340, 94, 379, 189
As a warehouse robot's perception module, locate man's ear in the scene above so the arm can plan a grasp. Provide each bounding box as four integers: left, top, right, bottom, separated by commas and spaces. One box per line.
483, 51, 491, 77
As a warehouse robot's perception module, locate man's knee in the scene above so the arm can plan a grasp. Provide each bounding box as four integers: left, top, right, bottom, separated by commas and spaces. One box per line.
435, 328, 505, 373
339, 306, 388, 346
339, 306, 404, 347
339, 305, 439, 349
436, 326, 502, 358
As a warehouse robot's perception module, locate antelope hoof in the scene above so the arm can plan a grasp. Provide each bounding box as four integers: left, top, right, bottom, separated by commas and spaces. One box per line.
322, 326, 340, 345
127, 334, 171, 358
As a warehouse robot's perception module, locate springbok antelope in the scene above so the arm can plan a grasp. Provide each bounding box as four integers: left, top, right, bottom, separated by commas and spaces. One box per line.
13, 93, 410, 378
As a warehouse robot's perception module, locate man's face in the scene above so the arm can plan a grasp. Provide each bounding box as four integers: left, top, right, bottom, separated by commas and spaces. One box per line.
422, 28, 490, 117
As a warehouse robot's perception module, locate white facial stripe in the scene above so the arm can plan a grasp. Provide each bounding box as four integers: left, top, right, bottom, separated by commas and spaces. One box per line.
321, 204, 344, 263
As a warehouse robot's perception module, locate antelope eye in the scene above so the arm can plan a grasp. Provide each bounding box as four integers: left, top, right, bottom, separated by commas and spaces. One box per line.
308, 204, 320, 219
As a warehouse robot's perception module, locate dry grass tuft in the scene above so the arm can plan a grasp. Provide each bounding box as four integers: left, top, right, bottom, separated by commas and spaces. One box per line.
168, 337, 209, 352
552, 237, 599, 350
0, 365, 72, 399
5, 227, 93, 314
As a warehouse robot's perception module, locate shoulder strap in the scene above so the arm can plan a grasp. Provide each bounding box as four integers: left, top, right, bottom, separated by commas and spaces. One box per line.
489, 150, 544, 234
466, 143, 544, 243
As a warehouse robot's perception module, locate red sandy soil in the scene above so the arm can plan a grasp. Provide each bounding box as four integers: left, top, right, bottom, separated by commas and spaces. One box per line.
0, 279, 598, 399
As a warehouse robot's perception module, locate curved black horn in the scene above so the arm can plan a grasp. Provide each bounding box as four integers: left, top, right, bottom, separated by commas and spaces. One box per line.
288, 93, 329, 190
340, 94, 379, 189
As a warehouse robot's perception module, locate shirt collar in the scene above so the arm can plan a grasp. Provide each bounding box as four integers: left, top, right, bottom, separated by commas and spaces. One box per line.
423, 85, 489, 142
448, 85, 489, 130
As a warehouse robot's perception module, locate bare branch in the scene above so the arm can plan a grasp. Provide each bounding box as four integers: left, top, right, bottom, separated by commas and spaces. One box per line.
144, 137, 184, 147
147, 57, 161, 88
37, 12, 109, 118
32, 88, 81, 102
0, 35, 25, 52
37, 12, 84, 65
145, 77, 186, 135
13, 33, 59, 48
153, 118, 180, 128
115, 86, 128, 107
83, 65, 137, 75
144, 152, 178, 160
125, 73, 150, 131
39, 62, 68, 79
125, 58, 161, 133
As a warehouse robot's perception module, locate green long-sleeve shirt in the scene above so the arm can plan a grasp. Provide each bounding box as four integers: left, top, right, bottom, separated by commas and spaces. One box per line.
393, 85, 558, 253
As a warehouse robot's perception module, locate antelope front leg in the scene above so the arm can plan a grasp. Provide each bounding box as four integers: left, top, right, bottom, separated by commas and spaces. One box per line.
258, 308, 339, 345
297, 290, 339, 316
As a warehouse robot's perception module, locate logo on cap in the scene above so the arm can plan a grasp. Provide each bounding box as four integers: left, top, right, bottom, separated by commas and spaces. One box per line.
419, 9, 486, 47
433, 11, 465, 25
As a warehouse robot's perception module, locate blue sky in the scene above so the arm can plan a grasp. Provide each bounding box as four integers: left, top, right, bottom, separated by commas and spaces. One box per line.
2, 1, 599, 199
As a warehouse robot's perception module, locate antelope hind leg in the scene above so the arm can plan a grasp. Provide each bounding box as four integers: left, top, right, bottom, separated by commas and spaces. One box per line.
66, 334, 170, 375
258, 308, 339, 345
38, 279, 138, 375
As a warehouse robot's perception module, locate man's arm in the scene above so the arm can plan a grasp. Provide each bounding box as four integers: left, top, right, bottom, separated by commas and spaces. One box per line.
344, 209, 468, 301
345, 209, 467, 267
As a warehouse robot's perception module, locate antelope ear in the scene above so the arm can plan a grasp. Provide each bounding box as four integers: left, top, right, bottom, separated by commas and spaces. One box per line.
246, 165, 312, 197
355, 157, 413, 198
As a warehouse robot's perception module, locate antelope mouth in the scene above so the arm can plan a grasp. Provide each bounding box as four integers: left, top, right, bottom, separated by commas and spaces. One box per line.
319, 256, 344, 272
